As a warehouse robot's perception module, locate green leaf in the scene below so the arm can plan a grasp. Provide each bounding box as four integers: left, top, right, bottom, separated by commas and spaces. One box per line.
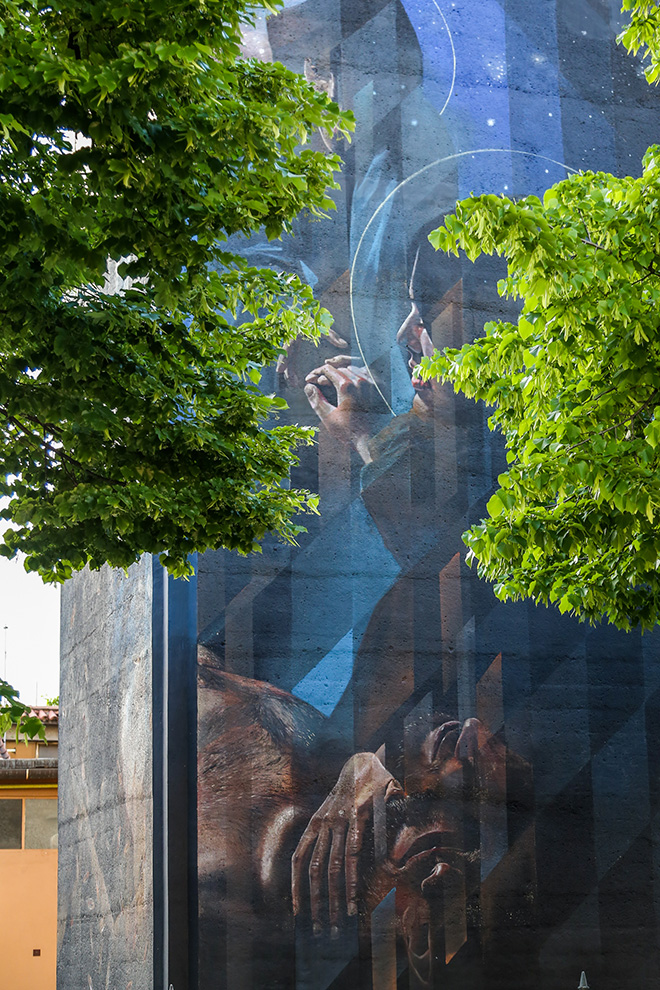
0, 0, 354, 582
486, 492, 505, 517
423, 27, 660, 631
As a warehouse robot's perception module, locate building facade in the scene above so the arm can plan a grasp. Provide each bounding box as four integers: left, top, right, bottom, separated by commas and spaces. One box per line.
58, 1, 660, 989
0, 707, 58, 990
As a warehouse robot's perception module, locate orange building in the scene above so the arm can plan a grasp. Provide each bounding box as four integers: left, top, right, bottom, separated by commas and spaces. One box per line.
0, 707, 58, 990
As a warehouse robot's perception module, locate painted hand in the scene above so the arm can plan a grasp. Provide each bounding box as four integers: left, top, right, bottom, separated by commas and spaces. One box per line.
304, 357, 381, 464
276, 326, 348, 387
291, 751, 403, 934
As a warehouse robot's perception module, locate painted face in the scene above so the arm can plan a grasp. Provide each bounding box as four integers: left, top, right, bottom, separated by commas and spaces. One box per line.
386, 720, 479, 888
383, 790, 476, 989
396, 301, 436, 402
366, 721, 496, 988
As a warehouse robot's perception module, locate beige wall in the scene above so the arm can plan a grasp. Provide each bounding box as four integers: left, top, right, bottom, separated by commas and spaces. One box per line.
0, 788, 57, 990
0, 848, 57, 990
8, 738, 38, 759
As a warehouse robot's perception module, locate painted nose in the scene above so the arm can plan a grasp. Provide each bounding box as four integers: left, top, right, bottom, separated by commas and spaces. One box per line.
397, 301, 423, 345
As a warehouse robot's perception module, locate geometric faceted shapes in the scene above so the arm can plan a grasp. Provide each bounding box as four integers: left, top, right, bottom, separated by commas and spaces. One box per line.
370, 888, 397, 989
477, 652, 503, 736
531, 653, 591, 803
292, 629, 355, 716
592, 709, 651, 882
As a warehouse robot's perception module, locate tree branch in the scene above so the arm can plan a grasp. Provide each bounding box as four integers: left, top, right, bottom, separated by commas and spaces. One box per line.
1, 407, 127, 488
581, 236, 613, 254
566, 388, 660, 451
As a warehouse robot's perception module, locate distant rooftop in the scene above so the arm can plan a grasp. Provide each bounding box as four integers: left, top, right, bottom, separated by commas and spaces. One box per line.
0, 758, 58, 781
0, 706, 58, 761
29, 706, 59, 725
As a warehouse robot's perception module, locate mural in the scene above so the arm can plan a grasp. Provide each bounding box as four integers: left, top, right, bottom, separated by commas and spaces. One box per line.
196, 1, 660, 988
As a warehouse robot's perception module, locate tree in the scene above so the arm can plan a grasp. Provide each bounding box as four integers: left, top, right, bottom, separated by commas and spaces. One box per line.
422, 0, 660, 632
0, 679, 45, 743
620, 0, 660, 83
0, 0, 351, 584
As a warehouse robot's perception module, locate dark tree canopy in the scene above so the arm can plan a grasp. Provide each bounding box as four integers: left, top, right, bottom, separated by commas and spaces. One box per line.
0, 0, 352, 582
422, 0, 660, 632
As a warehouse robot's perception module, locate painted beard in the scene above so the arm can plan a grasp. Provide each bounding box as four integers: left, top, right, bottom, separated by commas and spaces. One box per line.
365, 792, 481, 989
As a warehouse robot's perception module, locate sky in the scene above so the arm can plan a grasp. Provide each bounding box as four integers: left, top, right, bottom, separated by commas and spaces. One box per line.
0, 516, 60, 707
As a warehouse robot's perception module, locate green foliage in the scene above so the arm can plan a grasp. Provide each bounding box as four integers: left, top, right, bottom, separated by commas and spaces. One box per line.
0, 0, 353, 581
422, 3, 660, 631
45, 695, 59, 707
0, 679, 46, 743
619, 0, 660, 84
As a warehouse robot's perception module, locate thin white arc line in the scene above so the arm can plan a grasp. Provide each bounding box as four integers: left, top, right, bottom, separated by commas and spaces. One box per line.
349, 149, 575, 416
431, 0, 457, 117
350, 0, 455, 413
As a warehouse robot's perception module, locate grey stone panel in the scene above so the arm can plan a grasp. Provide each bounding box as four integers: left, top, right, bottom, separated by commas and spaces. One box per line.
57, 557, 153, 990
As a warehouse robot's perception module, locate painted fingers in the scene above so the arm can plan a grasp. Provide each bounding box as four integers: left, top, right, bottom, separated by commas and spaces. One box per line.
303, 360, 375, 420
291, 752, 401, 934
276, 328, 348, 386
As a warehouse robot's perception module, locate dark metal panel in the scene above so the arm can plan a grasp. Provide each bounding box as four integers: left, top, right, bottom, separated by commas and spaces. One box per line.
153, 556, 198, 990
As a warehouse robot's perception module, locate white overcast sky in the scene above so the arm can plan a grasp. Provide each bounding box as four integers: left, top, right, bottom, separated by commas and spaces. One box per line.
0, 515, 60, 706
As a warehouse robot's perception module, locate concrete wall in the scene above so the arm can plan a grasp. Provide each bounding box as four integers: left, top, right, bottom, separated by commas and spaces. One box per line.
195, 2, 660, 989
57, 558, 153, 990
56, 2, 660, 988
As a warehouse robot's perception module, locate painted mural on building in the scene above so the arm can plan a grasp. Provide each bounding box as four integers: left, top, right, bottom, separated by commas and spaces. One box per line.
196, 1, 660, 987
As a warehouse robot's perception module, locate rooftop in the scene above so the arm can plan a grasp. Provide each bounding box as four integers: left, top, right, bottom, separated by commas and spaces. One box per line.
0, 706, 58, 761
0, 758, 58, 782
29, 706, 59, 725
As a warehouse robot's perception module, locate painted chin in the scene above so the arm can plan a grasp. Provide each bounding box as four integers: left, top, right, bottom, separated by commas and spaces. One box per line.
411, 380, 434, 408
411, 376, 433, 392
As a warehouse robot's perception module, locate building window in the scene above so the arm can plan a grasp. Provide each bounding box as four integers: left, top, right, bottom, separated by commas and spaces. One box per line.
25, 799, 58, 849
0, 797, 57, 849
36, 742, 58, 759
0, 799, 22, 849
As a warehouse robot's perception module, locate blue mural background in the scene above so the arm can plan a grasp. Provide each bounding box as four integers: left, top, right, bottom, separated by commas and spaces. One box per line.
196, 1, 660, 988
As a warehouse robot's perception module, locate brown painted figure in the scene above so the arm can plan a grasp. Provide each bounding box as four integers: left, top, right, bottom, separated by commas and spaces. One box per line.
198, 647, 534, 990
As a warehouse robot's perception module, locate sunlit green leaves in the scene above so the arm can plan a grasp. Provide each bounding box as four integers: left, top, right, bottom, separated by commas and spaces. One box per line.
0, 0, 353, 581
422, 20, 660, 631
0, 679, 46, 743
619, 0, 660, 84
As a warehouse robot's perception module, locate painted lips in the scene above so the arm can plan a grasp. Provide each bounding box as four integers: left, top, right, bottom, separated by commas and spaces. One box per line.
391, 827, 464, 892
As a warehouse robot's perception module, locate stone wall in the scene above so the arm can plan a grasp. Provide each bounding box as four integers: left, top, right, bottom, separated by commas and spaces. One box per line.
57, 557, 154, 990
